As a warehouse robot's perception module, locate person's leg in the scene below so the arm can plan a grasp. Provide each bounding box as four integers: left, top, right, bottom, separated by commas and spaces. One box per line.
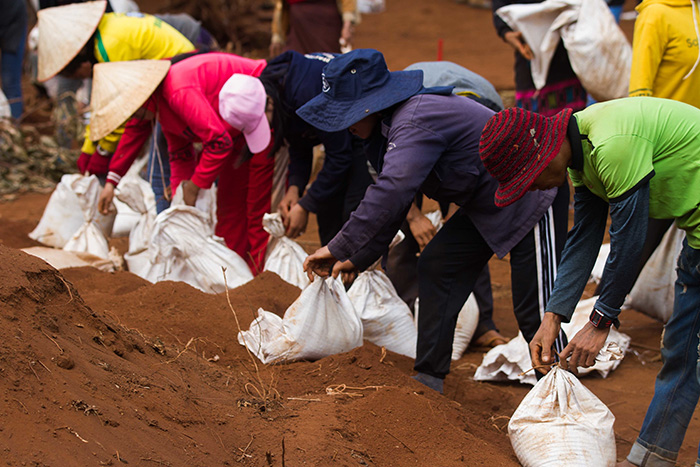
216, 155, 251, 268
415, 210, 493, 390
147, 122, 172, 213
1, 17, 26, 120
509, 198, 569, 354
245, 150, 274, 274
626, 240, 700, 467
471, 264, 501, 341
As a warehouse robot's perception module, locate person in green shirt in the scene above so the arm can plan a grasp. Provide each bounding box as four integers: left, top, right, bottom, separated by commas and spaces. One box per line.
479, 96, 700, 467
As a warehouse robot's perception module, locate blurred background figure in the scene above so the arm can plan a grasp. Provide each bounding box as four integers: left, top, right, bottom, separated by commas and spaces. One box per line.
1, 0, 28, 120
269, 0, 358, 55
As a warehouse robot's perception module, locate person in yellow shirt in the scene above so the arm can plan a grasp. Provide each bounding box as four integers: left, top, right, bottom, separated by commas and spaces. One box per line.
37, 1, 194, 209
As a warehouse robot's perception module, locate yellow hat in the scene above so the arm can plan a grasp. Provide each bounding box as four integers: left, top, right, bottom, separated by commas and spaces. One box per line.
37, 1, 107, 82
89, 60, 171, 142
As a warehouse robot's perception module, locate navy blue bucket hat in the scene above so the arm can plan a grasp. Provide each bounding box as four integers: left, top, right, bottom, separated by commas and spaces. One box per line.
296, 48, 424, 132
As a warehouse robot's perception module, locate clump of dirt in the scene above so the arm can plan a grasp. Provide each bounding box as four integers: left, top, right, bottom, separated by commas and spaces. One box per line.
0, 245, 521, 465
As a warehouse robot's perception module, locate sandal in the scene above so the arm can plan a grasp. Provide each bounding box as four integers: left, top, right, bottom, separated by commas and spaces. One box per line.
470, 330, 509, 350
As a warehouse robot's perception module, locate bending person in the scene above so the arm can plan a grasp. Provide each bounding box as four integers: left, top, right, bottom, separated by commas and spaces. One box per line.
298, 49, 569, 394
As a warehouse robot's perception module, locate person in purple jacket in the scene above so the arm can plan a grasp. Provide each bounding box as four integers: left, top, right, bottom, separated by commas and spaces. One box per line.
297, 49, 570, 393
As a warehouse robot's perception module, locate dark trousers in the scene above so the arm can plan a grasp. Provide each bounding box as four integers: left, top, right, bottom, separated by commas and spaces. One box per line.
415, 185, 569, 379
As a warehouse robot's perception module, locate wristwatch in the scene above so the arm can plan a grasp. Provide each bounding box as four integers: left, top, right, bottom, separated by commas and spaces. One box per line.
589, 308, 616, 329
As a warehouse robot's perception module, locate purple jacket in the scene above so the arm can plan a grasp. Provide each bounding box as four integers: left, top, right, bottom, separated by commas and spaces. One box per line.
327, 94, 557, 270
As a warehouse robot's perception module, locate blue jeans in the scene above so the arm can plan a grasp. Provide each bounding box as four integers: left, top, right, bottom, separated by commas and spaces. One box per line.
628, 239, 700, 466
1, 23, 27, 119
146, 122, 172, 213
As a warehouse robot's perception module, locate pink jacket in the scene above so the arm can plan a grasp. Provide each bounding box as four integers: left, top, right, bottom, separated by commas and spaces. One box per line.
107, 53, 268, 188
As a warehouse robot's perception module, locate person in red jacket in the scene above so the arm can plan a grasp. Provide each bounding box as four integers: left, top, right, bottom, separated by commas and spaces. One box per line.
91, 53, 274, 273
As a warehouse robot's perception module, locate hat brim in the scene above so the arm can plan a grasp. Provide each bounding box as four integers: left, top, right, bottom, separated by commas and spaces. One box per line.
493, 109, 572, 207
296, 70, 424, 132
244, 112, 272, 154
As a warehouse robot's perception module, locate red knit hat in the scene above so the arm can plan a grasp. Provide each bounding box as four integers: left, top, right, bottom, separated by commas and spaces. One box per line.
479, 107, 572, 207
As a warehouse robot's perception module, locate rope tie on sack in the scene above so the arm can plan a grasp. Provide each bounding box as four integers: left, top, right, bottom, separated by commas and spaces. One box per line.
683, 0, 700, 80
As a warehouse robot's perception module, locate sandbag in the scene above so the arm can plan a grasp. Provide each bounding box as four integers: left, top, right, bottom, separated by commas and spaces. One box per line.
627, 226, 684, 323
348, 269, 417, 358
137, 187, 253, 293
117, 175, 157, 276
589, 243, 610, 284
0, 89, 10, 119
62, 175, 115, 259
262, 212, 310, 289
508, 366, 616, 466
238, 276, 363, 364
29, 174, 115, 249
474, 297, 630, 385
111, 158, 156, 238
496, 0, 631, 101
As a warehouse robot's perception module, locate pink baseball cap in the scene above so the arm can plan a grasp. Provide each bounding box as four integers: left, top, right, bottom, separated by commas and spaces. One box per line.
219, 74, 271, 154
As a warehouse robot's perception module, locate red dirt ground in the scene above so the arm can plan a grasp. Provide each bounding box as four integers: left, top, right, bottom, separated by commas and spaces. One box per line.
1, 0, 698, 465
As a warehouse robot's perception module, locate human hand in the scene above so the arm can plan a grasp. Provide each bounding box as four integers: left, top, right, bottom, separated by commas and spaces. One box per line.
279, 186, 300, 224
98, 183, 116, 215
303, 246, 338, 281
286, 203, 309, 238
340, 264, 358, 287
181, 180, 200, 207
340, 20, 354, 51
407, 210, 437, 251
77, 152, 91, 174
504, 31, 533, 60
559, 322, 610, 375
529, 312, 563, 375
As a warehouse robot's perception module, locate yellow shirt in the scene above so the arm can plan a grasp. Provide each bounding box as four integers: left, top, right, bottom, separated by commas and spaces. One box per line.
82, 13, 195, 154
629, 0, 700, 108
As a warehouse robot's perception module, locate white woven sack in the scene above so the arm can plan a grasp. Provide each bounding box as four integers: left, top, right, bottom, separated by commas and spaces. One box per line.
29, 174, 115, 248
508, 366, 616, 466
451, 293, 479, 360
262, 212, 310, 289
238, 276, 363, 364
413, 293, 480, 361
139, 187, 252, 292
589, 243, 610, 284
0, 89, 10, 119
474, 297, 630, 385
117, 176, 157, 277
496, 0, 631, 101
62, 175, 114, 259
347, 270, 417, 358
627, 226, 684, 323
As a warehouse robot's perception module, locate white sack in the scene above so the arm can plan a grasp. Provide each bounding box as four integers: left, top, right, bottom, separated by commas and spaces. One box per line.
239, 276, 363, 364
22, 246, 115, 272
348, 270, 417, 358
30, 174, 115, 249
474, 297, 630, 385
413, 293, 480, 361
111, 157, 155, 237
627, 226, 684, 323
117, 176, 157, 276
508, 366, 616, 466
496, 0, 631, 101
62, 175, 115, 259
262, 212, 310, 289
0, 89, 10, 119
138, 187, 253, 292
589, 243, 610, 284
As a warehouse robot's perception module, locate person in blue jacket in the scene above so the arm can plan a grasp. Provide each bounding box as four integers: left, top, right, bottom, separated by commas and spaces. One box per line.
299, 49, 570, 393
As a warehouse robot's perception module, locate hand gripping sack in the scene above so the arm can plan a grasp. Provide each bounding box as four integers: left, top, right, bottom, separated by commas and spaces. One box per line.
348, 269, 417, 358
508, 366, 616, 466
262, 212, 310, 289
29, 174, 115, 249
238, 276, 363, 364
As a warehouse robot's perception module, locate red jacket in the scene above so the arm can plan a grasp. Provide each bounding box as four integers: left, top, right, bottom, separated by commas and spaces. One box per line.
107, 53, 268, 188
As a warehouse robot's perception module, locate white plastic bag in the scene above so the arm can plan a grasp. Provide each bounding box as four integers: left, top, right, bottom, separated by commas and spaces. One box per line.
262, 212, 310, 289
496, 0, 631, 101
138, 187, 253, 292
627, 226, 684, 323
508, 366, 616, 466
348, 270, 417, 358
30, 174, 115, 249
474, 297, 630, 385
238, 276, 363, 364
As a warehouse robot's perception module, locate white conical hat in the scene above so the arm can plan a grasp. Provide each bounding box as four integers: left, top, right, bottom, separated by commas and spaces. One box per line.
89, 60, 171, 141
37, 1, 107, 82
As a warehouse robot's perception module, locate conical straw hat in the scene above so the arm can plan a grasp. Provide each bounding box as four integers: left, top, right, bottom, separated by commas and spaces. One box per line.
37, 0, 107, 82
89, 60, 171, 141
